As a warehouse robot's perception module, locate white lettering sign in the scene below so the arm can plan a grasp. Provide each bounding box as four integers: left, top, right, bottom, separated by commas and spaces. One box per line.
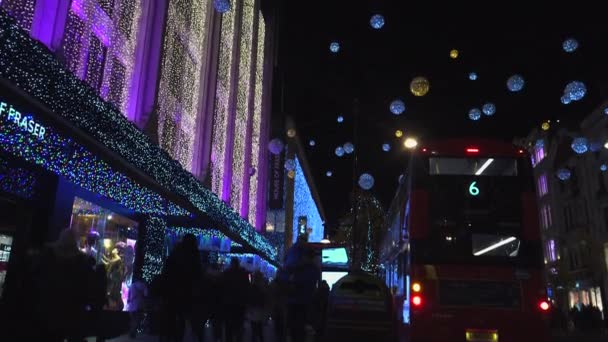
0, 101, 46, 140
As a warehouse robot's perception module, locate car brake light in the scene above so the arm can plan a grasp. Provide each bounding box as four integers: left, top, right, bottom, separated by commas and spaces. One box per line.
412, 295, 423, 307
539, 300, 550, 311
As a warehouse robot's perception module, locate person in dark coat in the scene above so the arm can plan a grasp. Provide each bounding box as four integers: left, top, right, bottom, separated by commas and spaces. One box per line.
222, 257, 251, 342
286, 245, 321, 342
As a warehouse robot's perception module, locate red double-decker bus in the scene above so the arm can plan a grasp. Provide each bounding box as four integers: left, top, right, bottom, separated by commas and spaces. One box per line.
380, 139, 551, 342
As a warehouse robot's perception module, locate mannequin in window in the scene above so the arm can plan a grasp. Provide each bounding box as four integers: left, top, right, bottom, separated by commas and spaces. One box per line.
103, 248, 125, 310
81, 231, 100, 261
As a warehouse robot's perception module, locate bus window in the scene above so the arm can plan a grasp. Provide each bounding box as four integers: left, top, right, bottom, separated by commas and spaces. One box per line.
429, 157, 518, 176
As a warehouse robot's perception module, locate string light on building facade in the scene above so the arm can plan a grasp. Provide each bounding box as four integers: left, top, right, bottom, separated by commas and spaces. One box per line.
293, 158, 324, 242
390, 99, 405, 115
211, 6, 237, 198
329, 41, 340, 53
562, 38, 579, 53
571, 137, 589, 154
370, 14, 385, 29
482, 103, 496, 116
507, 74, 525, 92
468, 108, 482, 121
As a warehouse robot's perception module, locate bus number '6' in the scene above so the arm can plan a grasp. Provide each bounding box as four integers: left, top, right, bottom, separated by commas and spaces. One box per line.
469, 181, 480, 196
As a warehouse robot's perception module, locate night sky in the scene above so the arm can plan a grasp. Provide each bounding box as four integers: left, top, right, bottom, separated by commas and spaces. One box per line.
275, 2, 608, 231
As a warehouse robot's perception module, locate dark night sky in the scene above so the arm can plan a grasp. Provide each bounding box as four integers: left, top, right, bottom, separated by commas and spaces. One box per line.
276, 2, 608, 231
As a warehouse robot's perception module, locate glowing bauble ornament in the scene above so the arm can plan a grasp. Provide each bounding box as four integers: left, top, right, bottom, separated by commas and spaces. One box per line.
563, 38, 579, 53
450, 49, 459, 59
335, 146, 345, 157
395, 130, 403, 138
287, 128, 296, 138
337, 116, 344, 123
604, 107, 608, 115
410, 77, 430, 96
541, 121, 550, 131
213, 0, 231, 13
268, 138, 284, 155
382, 143, 391, 152
601, 164, 607, 172
326, 171, 333, 177
343, 142, 354, 154
358, 173, 375, 190
571, 137, 589, 154
564, 81, 586, 101
469, 72, 478, 81
309, 140, 316, 146
284, 159, 296, 171
287, 170, 295, 179
561, 95, 571, 104
482, 103, 496, 116
557, 168, 571, 181
370, 14, 385, 29
507, 74, 525, 92
390, 99, 405, 115
330, 42, 340, 53
468, 108, 482, 121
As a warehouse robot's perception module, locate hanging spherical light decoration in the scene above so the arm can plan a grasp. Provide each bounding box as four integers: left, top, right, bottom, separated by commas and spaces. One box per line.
468, 108, 482, 121
335, 146, 345, 157
564, 81, 586, 101
571, 137, 589, 154
370, 14, 385, 29
284, 159, 296, 171
410, 76, 430, 97
268, 138, 284, 155
604, 107, 608, 115
213, 0, 231, 13
337, 115, 344, 123
395, 129, 403, 138
507, 74, 525, 92
468, 72, 478, 81
329, 42, 340, 53
556, 168, 571, 181
309, 139, 316, 147
326, 171, 333, 177
382, 143, 391, 152
482, 103, 496, 116
286, 128, 296, 138
562, 38, 579, 53
561, 95, 571, 104
287, 170, 295, 179
358, 173, 375, 190
343, 142, 354, 154
601, 164, 607, 172
450, 49, 459, 59
390, 99, 406, 115
541, 121, 550, 131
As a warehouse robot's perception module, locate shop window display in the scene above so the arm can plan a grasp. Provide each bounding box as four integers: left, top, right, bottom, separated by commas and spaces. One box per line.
69, 197, 138, 311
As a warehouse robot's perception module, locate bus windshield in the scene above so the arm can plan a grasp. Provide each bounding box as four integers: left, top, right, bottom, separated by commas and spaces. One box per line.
411, 156, 541, 267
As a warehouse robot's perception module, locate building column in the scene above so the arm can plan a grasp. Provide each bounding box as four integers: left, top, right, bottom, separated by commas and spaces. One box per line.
30, 0, 70, 51
138, 215, 167, 283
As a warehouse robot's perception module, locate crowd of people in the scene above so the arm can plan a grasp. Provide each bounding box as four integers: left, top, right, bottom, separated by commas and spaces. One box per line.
146, 233, 330, 342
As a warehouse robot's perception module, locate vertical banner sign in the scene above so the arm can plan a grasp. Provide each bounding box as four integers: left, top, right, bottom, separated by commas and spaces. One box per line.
268, 152, 285, 209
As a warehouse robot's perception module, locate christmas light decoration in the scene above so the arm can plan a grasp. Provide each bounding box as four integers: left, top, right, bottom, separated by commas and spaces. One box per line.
231, 0, 256, 212
293, 158, 324, 242
601, 164, 607, 172
390, 99, 405, 115
564, 81, 586, 101
556, 168, 571, 181
382, 143, 390, 152
450, 49, 459, 59
287, 170, 295, 179
268, 138, 284, 155
0, 157, 36, 199
212, 5, 237, 198
213, 0, 231, 13
541, 121, 550, 131
395, 130, 403, 138
561, 95, 571, 104
468, 108, 482, 121
330, 42, 340, 53
0, 12, 276, 262
168, 226, 238, 251
284, 159, 296, 171
287, 128, 296, 138
562, 38, 578, 53
604, 107, 608, 115
248, 11, 266, 226
141, 216, 166, 282
343, 142, 354, 154
358, 173, 375, 190
0, 0, 36, 32
370, 14, 385, 29
335, 146, 345, 157
157, 0, 207, 171
469, 72, 477, 81
507, 74, 525, 92
309, 140, 316, 146
482, 103, 496, 116
571, 137, 589, 154
326, 171, 333, 177
410, 76, 430, 96
337, 115, 344, 123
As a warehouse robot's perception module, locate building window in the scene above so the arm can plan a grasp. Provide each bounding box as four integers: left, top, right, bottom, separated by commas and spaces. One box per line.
537, 173, 548, 197
532, 145, 545, 167
545, 240, 557, 262
540, 204, 552, 229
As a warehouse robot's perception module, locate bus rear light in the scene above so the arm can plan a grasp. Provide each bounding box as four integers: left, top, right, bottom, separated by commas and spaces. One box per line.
412, 282, 422, 293
538, 300, 550, 312
466, 147, 479, 153
412, 295, 423, 307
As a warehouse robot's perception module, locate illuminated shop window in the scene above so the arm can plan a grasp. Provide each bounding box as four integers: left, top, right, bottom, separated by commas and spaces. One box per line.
69, 197, 138, 311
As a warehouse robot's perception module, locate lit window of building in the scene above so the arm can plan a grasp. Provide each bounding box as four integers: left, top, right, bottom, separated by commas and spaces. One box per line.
545, 239, 557, 262
537, 173, 548, 197
532, 144, 545, 167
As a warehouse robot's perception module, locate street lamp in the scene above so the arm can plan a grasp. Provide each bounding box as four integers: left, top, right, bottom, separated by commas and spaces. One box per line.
404, 137, 418, 149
